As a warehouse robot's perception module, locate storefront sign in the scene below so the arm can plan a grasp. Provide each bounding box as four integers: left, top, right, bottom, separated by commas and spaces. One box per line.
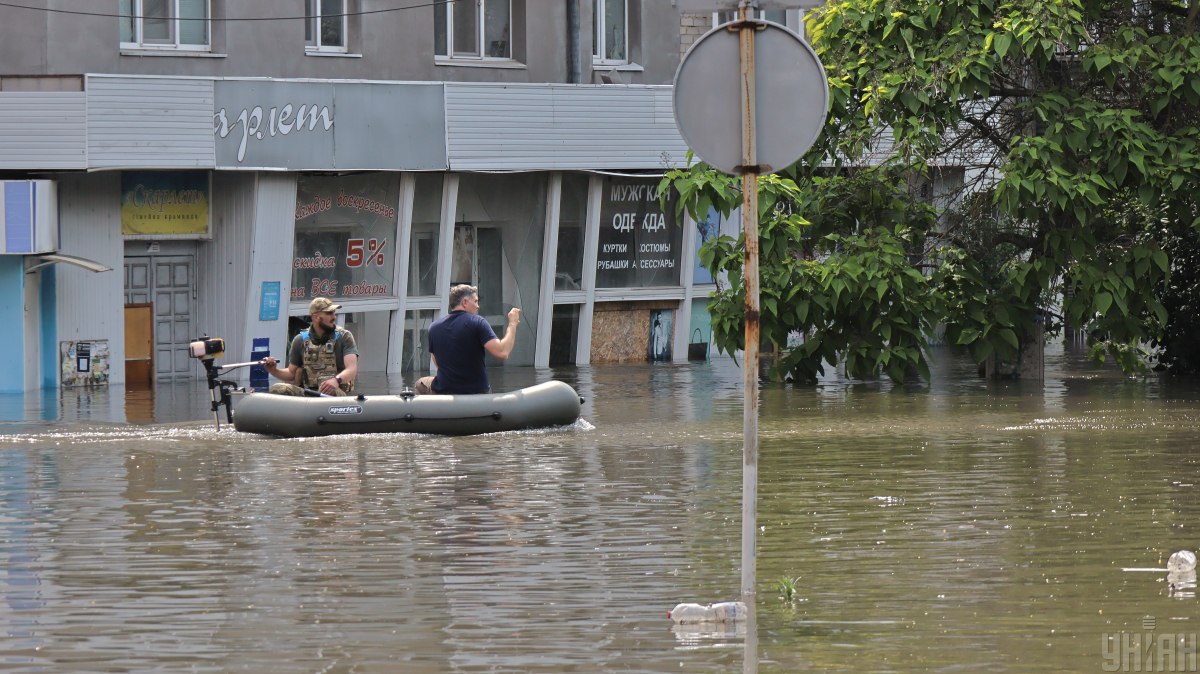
120, 171, 210, 238
292, 174, 399, 302
213, 81, 447, 170
595, 177, 682, 288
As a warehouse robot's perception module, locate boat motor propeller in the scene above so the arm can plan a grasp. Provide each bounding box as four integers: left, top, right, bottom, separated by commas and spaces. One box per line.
189, 335, 251, 430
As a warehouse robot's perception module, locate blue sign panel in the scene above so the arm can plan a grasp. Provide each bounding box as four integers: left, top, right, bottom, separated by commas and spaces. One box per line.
259, 281, 281, 321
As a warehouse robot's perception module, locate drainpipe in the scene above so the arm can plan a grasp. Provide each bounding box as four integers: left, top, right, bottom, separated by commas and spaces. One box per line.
567, 0, 581, 83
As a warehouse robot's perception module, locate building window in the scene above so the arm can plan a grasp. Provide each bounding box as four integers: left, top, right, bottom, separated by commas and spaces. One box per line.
409, 174, 444, 298
435, 0, 511, 60
306, 0, 347, 52
594, 0, 627, 64
713, 9, 787, 26
119, 0, 210, 50
555, 173, 589, 291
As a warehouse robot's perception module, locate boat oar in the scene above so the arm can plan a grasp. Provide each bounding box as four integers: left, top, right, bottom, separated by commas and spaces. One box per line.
213, 359, 333, 397
217, 360, 265, 372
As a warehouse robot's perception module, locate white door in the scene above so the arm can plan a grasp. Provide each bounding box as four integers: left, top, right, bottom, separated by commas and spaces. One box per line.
124, 255, 195, 381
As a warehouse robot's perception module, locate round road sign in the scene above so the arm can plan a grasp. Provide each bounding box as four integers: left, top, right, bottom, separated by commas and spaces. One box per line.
672, 21, 829, 175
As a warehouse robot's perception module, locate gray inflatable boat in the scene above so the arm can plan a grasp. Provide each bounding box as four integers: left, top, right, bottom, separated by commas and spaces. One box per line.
232, 380, 583, 438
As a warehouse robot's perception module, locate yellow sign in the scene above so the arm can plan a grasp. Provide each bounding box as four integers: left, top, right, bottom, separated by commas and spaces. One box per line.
121, 171, 210, 237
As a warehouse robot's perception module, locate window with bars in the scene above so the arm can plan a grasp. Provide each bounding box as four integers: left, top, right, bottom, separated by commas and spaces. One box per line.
713, 9, 788, 26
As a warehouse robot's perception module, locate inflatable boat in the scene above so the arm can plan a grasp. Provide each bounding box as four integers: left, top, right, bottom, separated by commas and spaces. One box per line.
232, 380, 583, 438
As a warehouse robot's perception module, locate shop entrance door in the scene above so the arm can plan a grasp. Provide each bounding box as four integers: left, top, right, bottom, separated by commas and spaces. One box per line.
124, 303, 154, 388
124, 255, 195, 381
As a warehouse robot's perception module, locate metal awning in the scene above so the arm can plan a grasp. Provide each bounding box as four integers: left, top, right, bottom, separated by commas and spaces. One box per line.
24, 253, 113, 274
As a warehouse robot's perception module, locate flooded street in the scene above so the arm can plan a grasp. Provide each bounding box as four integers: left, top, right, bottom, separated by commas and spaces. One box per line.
3, 347, 1200, 672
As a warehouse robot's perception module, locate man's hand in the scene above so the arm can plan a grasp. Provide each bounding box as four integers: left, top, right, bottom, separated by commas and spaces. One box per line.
487, 307, 523, 361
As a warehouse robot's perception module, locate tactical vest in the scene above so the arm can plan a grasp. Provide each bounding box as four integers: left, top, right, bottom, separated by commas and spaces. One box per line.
299, 327, 352, 393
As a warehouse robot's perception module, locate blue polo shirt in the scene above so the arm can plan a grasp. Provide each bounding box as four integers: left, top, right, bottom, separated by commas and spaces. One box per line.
428, 310, 499, 394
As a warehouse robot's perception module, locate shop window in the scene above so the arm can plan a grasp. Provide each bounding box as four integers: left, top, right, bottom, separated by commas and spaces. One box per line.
454, 173, 546, 357
292, 173, 400, 306
555, 173, 588, 291
451, 224, 473, 287
306, 0, 348, 53
449, 224, 502, 316
402, 309, 435, 375
119, 0, 210, 50
693, 206, 723, 285
549, 305, 580, 366
435, 0, 512, 60
476, 228, 502, 315
409, 174, 444, 298
595, 176, 682, 288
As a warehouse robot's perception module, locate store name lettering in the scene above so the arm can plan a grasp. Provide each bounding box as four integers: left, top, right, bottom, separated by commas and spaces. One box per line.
126, 183, 205, 212
611, 212, 666, 233
214, 103, 335, 163
608, 184, 661, 202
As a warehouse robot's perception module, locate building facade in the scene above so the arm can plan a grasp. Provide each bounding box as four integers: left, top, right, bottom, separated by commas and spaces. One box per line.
0, 1, 762, 393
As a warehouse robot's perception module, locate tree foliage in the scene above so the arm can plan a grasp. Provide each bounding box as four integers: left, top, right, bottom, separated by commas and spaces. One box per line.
664, 0, 1200, 381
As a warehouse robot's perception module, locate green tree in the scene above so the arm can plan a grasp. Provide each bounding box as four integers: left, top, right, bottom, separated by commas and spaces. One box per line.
665, 0, 1200, 381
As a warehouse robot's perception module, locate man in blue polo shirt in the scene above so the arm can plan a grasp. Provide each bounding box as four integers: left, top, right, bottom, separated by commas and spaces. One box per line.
414, 284, 521, 395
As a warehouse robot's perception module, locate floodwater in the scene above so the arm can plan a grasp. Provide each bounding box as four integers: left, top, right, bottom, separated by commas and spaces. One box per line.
3, 346, 1200, 673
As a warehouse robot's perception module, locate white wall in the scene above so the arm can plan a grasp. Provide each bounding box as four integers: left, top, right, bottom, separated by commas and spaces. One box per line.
86, 76, 215, 169
0, 92, 86, 170
445, 84, 688, 170
240, 174, 298, 377
195, 171, 258, 375
56, 173, 126, 384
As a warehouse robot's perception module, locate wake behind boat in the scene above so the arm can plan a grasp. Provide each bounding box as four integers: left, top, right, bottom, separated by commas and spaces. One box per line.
232, 380, 583, 437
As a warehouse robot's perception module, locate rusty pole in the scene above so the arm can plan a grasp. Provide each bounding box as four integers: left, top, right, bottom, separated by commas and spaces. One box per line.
736, 0, 761, 602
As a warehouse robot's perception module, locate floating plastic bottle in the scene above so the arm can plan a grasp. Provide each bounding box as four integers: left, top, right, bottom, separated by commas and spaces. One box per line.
668, 601, 748, 624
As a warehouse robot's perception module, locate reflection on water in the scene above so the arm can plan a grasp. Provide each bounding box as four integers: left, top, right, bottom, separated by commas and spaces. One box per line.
3, 345, 1200, 672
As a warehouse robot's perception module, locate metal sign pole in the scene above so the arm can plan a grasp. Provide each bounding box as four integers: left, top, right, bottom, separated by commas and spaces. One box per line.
736, 0, 761, 602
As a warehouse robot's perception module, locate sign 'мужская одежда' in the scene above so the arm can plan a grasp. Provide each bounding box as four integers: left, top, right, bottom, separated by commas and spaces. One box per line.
594, 177, 682, 288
